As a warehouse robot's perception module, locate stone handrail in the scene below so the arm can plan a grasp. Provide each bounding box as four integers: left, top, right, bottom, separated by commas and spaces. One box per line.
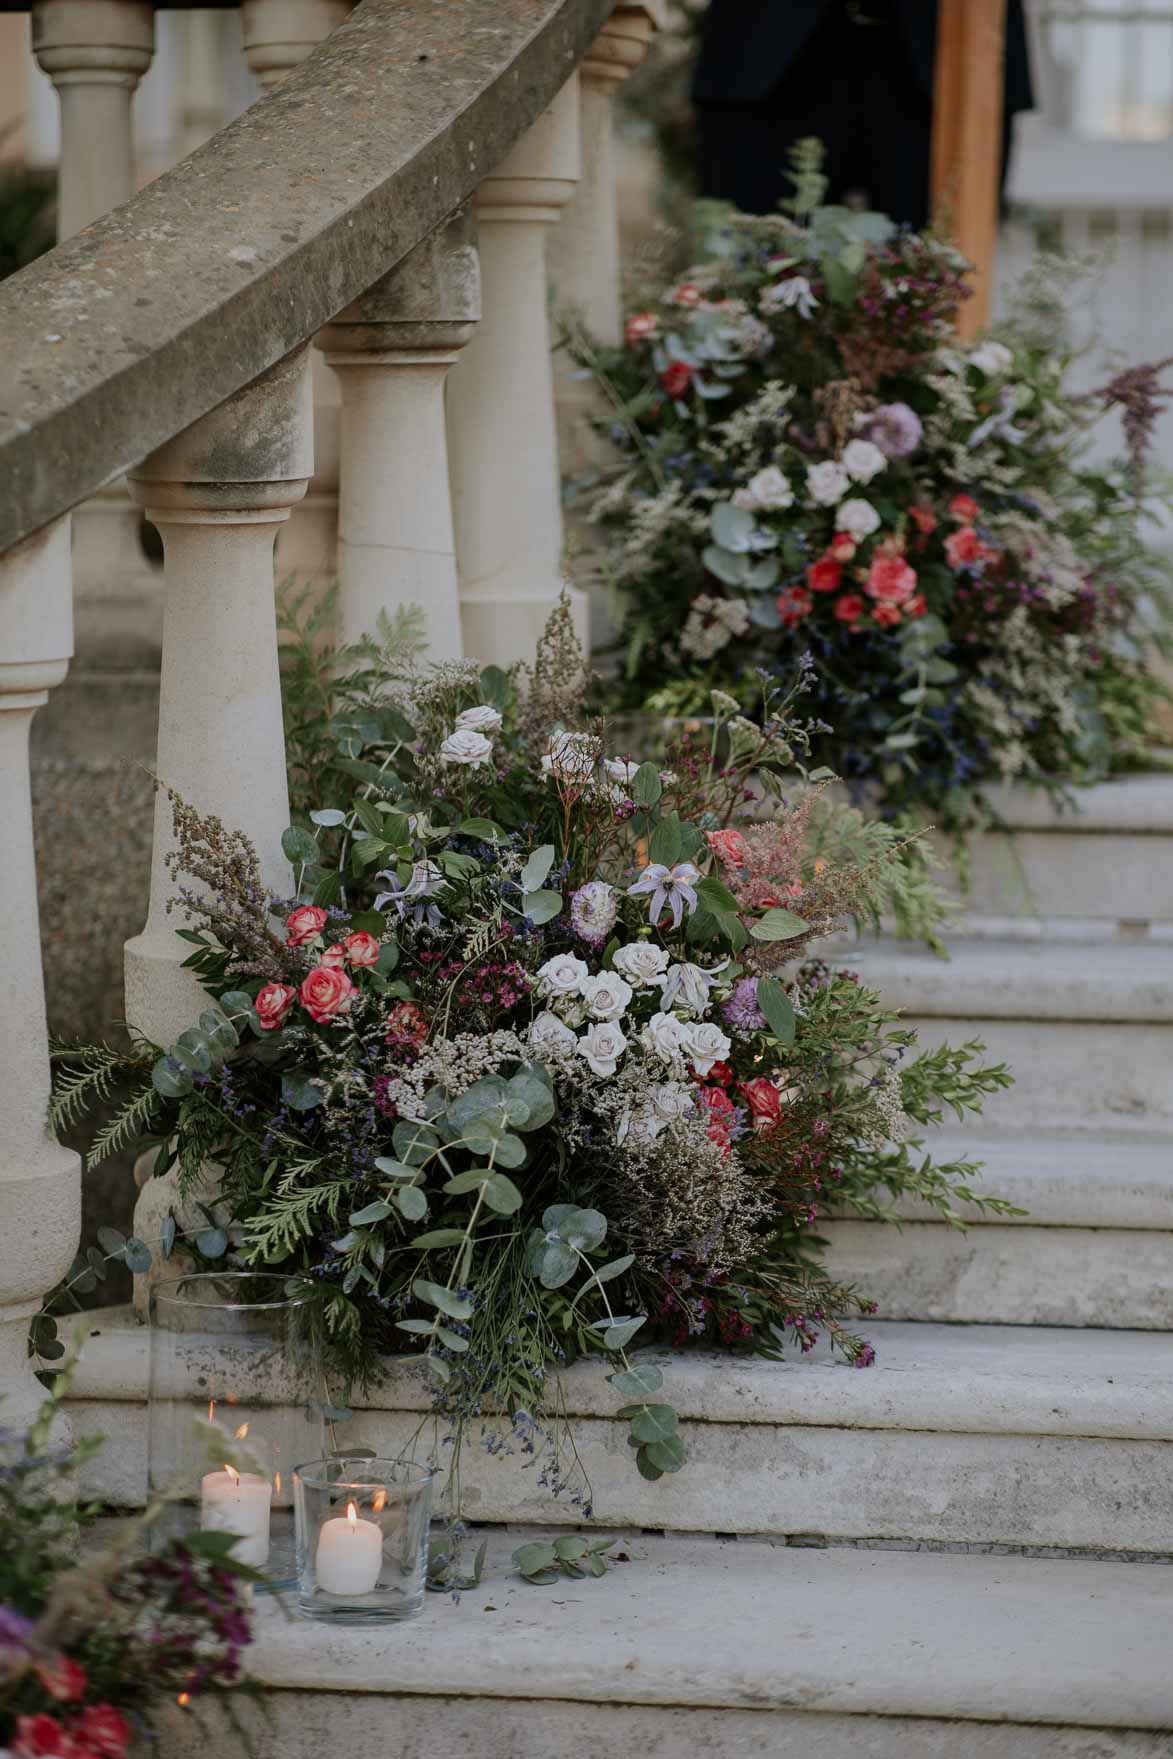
0, 0, 612, 553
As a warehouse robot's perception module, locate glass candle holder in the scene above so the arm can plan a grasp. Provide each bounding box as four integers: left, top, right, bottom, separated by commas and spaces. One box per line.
293, 1456, 432, 1623
148, 1272, 325, 1590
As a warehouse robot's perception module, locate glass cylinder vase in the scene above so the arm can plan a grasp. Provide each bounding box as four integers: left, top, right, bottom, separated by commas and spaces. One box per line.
293, 1456, 432, 1623
148, 1272, 325, 1589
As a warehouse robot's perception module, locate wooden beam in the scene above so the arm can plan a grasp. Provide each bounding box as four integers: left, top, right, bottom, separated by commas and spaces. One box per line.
931, 0, 1008, 341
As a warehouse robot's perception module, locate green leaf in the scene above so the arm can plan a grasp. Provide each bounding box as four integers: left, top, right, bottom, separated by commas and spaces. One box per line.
750, 908, 810, 942
649, 817, 681, 867
756, 975, 796, 1047
513, 1541, 557, 1577
609, 1363, 664, 1398
483, 1173, 523, 1215
412, 1229, 468, 1249
396, 1185, 428, 1222
152, 1057, 192, 1100
396, 1318, 437, 1336
372, 1157, 418, 1181
352, 797, 384, 837
697, 875, 740, 915
553, 1535, 588, 1561
522, 889, 563, 926
444, 1168, 492, 1196
635, 1450, 664, 1482
519, 844, 556, 892
123, 1236, 153, 1274
350, 1199, 394, 1226
585, 1253, 634, 1287
488, 1132, 526, 1169
701, 543, 750, 586
183, 1529, 245, 1561
196, 1227, 228, 1259
434, 1326, 469, 1353
560, 1207, 607, 1250
413, 1279, 474, 1321
711, 500, 757, 551
459, 818, 507, 843
282, 825, 319, 865
600, 1314, 645, 1351
643, 1433, 686, 1473
393, 1121, 438, 1165
629, 1404, 678, 1445
531, 1239, 577, 1289
376, 941, 399, 975
506, 1069, 555, 1130
478, 664, 511, 707
630, 762, 662, 807
312, 868, 344, 908
220, 990, 260, 1029
281, 1072, 325, 1111
97, 1226, 126, 1257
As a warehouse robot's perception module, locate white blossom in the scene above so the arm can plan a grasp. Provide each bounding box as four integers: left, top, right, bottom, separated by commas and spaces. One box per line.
743, 465, 794, 510
577, 1020, 628, 1078
579, 971, 634, 1022
835, 497, 882, 540
536, 952, 590, 999
683, 1020, 732, 1076
806, 460, 851, 506
969, 340, 1014, 376
841, 438, 887, 484
612, 941, 671, 988
759, 275, 818, 319
439, 728, 493, 767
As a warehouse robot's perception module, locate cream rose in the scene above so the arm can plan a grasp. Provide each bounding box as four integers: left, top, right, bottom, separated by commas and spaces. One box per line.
641, 1010, 691, 1062
683, 1019, 732, 1076
806, 460, 851, 506
841, 438, 887, 484
455, 703, 503, 735
578, 971, 634, 1022
536, 952, 590, 999
577, 1020, 628, 1078
612, 942, 670, 988
835, 497, 882, 540
439, 728, 494, 767
528, 1011, 578, 1057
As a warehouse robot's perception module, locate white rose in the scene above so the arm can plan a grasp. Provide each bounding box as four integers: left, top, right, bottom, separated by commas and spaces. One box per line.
612, 942, 670, 988
660, 960, 722, 1015
544, 730, 601, 783
579, 971, 634, 1022
806, 460, 851, 506
439, 728, 494, 767
650, 1081, 694, 1125
683, 1020, 732, 1077
969, 341, 1013, 376
527, 1011, 577, 1057
836, 497, 882, 540
536, 952, 590, 999
605, 758, 641, 788
577, 1020, 628, 1078
455, 703, 503, 735
642, 1010, 691, 1062
841, 439, 887, 484
746, 465, 793, 510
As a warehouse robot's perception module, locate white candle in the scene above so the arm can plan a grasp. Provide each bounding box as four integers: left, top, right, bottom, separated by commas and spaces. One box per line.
315, 1500, 383, 1596
200, 1465, 272, 1568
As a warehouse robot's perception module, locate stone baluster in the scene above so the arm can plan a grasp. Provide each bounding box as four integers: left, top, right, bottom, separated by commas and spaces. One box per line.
240, 0, 352, 91
447, 77, 588, 666
125, 350, 312, 1296
31, 0, 154, 240
545, 5, 658, 649
0, 519, 81, 1424
317, 210, 480, 658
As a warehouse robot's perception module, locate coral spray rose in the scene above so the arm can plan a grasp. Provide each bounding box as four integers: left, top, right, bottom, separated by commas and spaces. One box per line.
342, 930, 381, 968
872, 602, 903, 628
807, 556, 843, 594
828, 531, 857, 561
34, 1654, 87, 1704
909, 504, 937, 536
299, 964, 355, 1024
866, 556, 917, 605
625, 310, 659, 344
254, 982, 296, 1032
706, 828, 749, 866
948, 493, 979, 523
945, 527, 989, 570
285, 905, 329, 948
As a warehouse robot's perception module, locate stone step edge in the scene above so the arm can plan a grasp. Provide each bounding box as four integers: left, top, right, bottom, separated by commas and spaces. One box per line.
69, 1310, 1173, 1442
963, 772, 1173, 835
234, 1531, 1173, 1731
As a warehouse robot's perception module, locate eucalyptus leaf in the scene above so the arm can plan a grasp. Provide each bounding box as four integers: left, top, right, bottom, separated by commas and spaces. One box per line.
195, 1227, 228, 1259
281, 825, 319, 866
600, 1315, 646, 1351
522, 889, 563, 926
483, 1172, 523, 1215
393, 1121, 439, 1165
560, 1207, 607, 1250
701, 543, 750, 587
710, 500, 757, 553
434, 1326, 469, 1353
519, 843, 555, 893
396, 1185, 428, 1222
350, 1199, 394, 1226
309, 808, 348, 827
373, 1158, 419, 1181
412, 1229, 468, 1249
628, 1404, 679, 1445
609, 1363, 664, 1398
413, 1279, 474, 1321
281, 1072, 326, 1112
643, 1433, 686, 1473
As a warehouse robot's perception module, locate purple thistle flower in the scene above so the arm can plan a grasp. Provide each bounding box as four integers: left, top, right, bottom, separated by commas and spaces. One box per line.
569, 880, 618, 948
722, 977, 767, 1033
863, 401, 922, 459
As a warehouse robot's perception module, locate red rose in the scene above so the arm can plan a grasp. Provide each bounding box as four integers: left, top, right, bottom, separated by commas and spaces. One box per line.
695, 1086, 738, 1153
74, 1704, 132, 1758
806, 557, 843, 594
906, 593, 928, 618
944, 526, 985, 570
833, 593, 865, 625
909, 504, 937, 535
872, 603, 903, 628
386, 1000, 428, 1049
15, 1714, 70, 1758
625, 310, 659, 345
829, 531, 857, 561
298, 964, 355, 1024
777, 585, 813, 627
866, 556, 917, 604
949, 493, 979, 523
285, 905, 329, 948
660, 360, 694, 398
254, 981, 296, 1032
700, 1060, 734, 1088
35, 1654, 87, 1704
706, 828, 748, 867
342, 931, 381, 968
740, 1076, 784, 1129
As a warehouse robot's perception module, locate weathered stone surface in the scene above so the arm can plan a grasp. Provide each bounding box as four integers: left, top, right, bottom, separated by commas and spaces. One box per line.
0, 0, 614, 551
156, 1534, 1173, 1736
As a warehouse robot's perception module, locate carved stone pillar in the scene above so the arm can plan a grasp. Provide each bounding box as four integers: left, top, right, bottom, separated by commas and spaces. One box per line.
31, 0, 154, 240
0, 519, 81, 1425
317, 210, 480, 660
240, 0, 351, 90
447, 77, 588, 666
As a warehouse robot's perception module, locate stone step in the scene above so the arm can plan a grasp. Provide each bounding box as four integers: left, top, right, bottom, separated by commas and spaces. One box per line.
824, 1129, 1173, 1328
157, 1535, 1173, 1758
840, 935, 1173, 1129
934, 774, 1173, 926
69, 1310, 1173, 1555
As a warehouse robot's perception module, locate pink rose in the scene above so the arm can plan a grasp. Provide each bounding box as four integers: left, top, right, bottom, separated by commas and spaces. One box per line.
865, 556, 917, 604
625, 310, 659, 345
872, 602, 903, 628
285, 905, 329, 948
666, 282, 702, 307
255, 982, 297, 1032
741, 1076, 783, 1129
299, 964, 355, 1024
949, 493, 979, 523
74, 1704, 132, 1758
829, 531, 857, 561
706, 828, 749, 867
343, 930, 381, 968
35, 1654, 87, 1703
319, 943, 346, 968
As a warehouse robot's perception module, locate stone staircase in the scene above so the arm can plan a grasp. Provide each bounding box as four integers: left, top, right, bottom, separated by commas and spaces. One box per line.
66, 774, 1173, 1754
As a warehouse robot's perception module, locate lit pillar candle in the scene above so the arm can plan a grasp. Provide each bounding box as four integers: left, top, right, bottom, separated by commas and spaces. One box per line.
316, 1500, 382, 1595
200, 1464, 273, 1568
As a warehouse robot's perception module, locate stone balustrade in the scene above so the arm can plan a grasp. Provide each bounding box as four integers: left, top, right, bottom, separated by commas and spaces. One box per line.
0, 0, 659, 1404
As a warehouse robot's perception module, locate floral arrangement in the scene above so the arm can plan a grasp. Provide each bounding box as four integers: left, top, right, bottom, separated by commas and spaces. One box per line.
53, 601, 1011, 1516
572, 143, 1171, 830
0, 1368, 259, 1758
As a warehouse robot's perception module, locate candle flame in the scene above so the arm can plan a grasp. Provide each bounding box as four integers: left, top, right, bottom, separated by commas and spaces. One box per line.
224, 1464, 240, 1488
274, 1472, 281, 1495
207, 1399, 215, 1422
346, 1500, 358, 1528
233, 1422, 249, 1440
372, 1488, 387, 1513
176, 1693, 191, 1710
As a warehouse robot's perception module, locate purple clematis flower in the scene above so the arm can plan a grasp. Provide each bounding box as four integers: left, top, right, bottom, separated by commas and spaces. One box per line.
627, 861, 700, 931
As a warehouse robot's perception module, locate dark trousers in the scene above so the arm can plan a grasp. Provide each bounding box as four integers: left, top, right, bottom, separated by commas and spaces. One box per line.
696, 3, 1010, 227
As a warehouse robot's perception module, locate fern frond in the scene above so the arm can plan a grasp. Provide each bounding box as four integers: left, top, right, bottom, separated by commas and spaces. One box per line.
86, 1081, 161, 1169
242, 1171, 346, 1262
48, 1042, 151, 1135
